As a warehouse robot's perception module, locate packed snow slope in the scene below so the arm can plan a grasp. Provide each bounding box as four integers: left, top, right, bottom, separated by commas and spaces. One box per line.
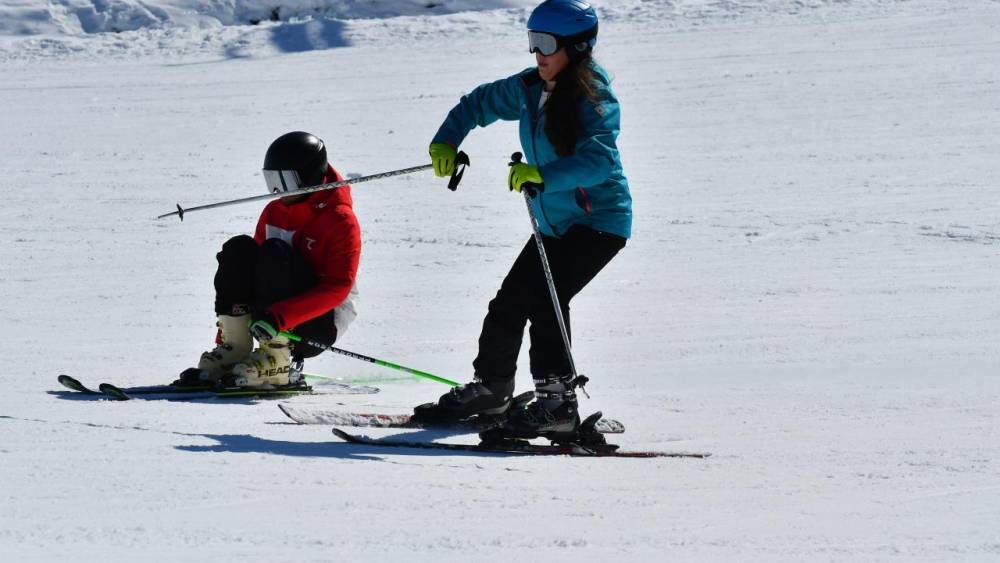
2, 0, 999, 561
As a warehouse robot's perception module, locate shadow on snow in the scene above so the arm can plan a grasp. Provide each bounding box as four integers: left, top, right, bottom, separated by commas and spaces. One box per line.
267, 18, 349, 53
177, 429, 508, 460
2, 414, 499, 459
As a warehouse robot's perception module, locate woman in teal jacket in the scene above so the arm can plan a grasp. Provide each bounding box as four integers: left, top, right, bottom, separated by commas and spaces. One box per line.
416, 0, 632, 439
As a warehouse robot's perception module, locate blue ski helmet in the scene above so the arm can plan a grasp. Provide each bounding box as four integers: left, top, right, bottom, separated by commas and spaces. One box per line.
527, 0, 598, 56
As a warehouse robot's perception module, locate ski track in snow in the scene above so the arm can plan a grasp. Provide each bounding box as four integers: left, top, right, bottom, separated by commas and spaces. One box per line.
2, 0, 1000, 561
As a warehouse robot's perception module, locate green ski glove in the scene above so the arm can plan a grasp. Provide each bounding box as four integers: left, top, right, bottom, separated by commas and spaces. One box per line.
429, 143, 458, 177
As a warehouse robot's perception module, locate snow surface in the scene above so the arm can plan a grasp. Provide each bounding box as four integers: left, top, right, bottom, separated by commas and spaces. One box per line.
2, 0, 1000, 560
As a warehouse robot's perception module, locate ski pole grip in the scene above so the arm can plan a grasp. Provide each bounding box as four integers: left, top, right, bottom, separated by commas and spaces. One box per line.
447, 151, 470, 191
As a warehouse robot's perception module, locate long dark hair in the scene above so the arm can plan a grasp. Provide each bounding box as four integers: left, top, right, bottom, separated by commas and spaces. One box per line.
544, 54, 604, 157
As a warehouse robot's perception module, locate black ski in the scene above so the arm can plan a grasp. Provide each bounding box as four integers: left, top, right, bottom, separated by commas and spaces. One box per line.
57, 374, 101, 395
96, 381, 378, 401
331, 428, 711, 458
56, 374, 378, 401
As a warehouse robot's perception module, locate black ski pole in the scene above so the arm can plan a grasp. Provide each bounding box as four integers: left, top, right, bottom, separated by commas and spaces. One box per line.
509, 152, 588, 397
159, 152, 470, 221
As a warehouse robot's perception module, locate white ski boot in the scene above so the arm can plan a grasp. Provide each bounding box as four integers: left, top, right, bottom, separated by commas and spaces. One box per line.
176, 315, 252, 386
229, 333, 294, 388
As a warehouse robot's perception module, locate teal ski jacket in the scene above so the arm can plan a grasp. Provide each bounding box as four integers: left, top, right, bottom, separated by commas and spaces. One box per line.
432, 64, 632, 239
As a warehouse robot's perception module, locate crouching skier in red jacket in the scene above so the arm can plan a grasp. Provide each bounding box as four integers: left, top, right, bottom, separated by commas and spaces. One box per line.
175, 131, 361, 388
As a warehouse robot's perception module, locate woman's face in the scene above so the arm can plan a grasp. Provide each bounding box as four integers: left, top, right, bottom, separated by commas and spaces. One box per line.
536, 48, 570, 83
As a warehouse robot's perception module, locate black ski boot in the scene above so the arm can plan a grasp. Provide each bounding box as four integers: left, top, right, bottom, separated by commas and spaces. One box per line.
490, 373, 583, 441
412, 376, 515, 422
172, 368, 211, 388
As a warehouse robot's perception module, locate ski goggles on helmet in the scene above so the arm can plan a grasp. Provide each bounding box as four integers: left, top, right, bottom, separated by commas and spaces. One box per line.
527, 31, 561, 56
262, 169, 302, 195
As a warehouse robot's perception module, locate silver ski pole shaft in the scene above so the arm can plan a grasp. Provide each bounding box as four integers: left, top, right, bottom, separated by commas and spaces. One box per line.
159, 152, 469, 221
510, 152, 582, 394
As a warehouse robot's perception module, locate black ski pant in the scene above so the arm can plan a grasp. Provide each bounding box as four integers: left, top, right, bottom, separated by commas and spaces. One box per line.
213, 235, 337, 360
472, 225, 626, 384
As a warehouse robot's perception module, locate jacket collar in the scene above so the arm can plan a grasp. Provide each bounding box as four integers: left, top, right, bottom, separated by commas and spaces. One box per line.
297, 164, 353, 211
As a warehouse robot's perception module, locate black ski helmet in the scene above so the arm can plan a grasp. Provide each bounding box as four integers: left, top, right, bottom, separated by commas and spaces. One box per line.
262, 131, 328, 193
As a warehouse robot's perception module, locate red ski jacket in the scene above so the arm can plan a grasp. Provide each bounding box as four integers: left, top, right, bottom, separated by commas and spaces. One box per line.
254, 164, 360, 331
